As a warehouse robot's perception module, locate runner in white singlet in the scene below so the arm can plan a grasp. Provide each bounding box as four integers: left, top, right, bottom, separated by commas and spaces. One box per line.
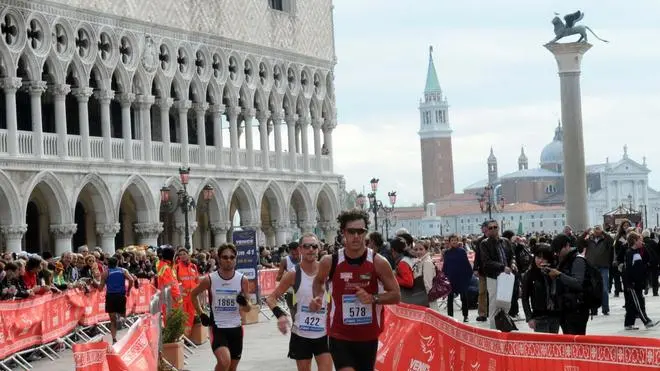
192, 243, 251, 371
266, 233, 332, 371
277, 242, 301, 319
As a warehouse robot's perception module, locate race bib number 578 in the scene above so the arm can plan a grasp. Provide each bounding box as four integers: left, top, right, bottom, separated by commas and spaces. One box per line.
342, 294, 372, 325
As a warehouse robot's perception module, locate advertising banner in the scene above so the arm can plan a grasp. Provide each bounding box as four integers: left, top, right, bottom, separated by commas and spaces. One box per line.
233, 229, 259, 302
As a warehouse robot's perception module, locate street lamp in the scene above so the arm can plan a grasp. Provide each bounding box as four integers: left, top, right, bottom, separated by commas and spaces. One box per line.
627, 194, 633, 211
639, 204, 648, 230
478, 184, 505, 219
364, 178, 396, 237
160, 167, 196, 252
199, 184, 215, 250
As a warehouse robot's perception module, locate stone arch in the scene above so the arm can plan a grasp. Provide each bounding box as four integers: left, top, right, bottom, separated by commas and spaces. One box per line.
90, 63, 110, 90
253, 87, 266, 112
228, 179, 259, 226
65, 57, 88, 88
282, 92, 294, 116
151, 72, 170, 99
71, 173, 115, 250
0, 43, 13, 78
189, 76, 206, 103
309, 97, 321, 120
222, 83, 238, 107
261, 180, 287, 223
192, 178, 228, 223
238, 84, 253, 109
289, 182, 313, 224
295, 94, 308, 117
131, 69, 149, 95
23, 171, 72, 224
315, 183, 338, 223
42, 55, 65, 84
206, 79, 221, 105
111, 67, 130, 94
16, 52, 39, 81
115, 174, 157, 223
171, 73, 188, 100
72, 173, 115, 226
192, 178, 228, 250
0, 170, 21, 226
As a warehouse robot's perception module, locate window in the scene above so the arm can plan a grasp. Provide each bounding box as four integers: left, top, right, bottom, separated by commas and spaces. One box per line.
268, 0, 284, 10
531, 222, 535, 228
540, 221, 543, 227
545, 184, 557, 193
554, 221, 558, 226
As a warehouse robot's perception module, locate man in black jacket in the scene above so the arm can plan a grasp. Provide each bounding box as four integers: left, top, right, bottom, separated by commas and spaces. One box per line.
584, 225, 614, 315
643, 231, 660, 296
478, 220, 517, 329
473, 222, 489, 322
548, 234, 589, 335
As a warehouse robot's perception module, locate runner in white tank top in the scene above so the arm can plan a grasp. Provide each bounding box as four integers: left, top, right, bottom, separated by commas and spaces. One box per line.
277, 242, 302, 320
192, 243, 251, 371
265, 233, 332, 371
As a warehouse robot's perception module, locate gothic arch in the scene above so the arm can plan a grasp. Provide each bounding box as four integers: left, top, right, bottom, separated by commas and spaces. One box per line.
23, 171, 72, 224
228, 179, 258, 224
171, 73, 189, 100
65, 58, 88, 88
192, 178, 228, 224
0, 170, 21, 225
116, 174, 157, 223
206, 79, 221, 105
42, 55, 65, 84
222, 83, 238, 107
289, 182, 313, 222
163, 176, 183, 190
261, 180, 287, 221
111, 65, 131, 94
17, 52, 39, 81
189, 75, 206, 103
71, 173, 115, 225
315, 183, 338, 223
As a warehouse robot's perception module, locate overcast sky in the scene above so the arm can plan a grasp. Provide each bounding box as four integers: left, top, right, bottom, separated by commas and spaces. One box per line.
330, 0, 660, 206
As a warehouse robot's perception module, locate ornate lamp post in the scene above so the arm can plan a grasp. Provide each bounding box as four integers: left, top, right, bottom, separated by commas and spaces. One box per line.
478, 184, 505, 219
160, 167, 195, 252
198, 184, 215, 250
358, 178, 396, 235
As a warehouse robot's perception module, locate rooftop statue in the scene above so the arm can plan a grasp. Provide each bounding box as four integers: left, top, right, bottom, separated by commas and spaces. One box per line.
548, 11, 609, 44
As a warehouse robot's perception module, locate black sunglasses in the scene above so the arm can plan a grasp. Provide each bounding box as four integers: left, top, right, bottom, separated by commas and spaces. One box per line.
345, 228, 368, 236
488, 226, 499, 230
220, 255, 236, 260
301, 243, 319, 250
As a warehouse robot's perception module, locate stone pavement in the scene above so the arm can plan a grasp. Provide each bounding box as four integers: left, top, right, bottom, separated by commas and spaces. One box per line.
29, 294, 660, 371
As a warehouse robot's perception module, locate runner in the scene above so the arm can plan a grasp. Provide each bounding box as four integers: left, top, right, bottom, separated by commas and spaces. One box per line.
266, 233, 333, 371
191, 243, 251, 371
310, 209, 401, 371
277, 241, 301, 319
97, 256, 134, 344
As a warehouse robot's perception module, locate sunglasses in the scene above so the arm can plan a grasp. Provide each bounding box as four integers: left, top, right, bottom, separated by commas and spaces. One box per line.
301, 243, 319, 250
345, 228, 368, 236
220, 255, 236, 261
488, 226, 499, 230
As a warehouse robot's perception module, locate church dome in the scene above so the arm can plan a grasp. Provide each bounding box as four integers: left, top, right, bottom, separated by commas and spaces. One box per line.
540, 123, 563, 167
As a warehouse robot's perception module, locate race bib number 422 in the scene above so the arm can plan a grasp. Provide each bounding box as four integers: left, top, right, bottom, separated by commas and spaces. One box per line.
342, 294, 372, 325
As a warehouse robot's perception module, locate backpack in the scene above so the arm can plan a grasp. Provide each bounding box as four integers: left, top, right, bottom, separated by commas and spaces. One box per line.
427, 263, 452, 302
578, 256, 604, 311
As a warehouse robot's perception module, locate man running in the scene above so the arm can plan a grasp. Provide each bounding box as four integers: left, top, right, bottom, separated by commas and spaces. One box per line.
97, 256, 134, 344
277, 241, 301, 319
310, 209, 401, 371
266, 233, 332, 371
191, 243, 251, 371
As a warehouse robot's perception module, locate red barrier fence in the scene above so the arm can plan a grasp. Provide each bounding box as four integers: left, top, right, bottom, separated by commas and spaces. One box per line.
258, 268, 279, 297
0, 280, 155, 360
376, 304, 660, 371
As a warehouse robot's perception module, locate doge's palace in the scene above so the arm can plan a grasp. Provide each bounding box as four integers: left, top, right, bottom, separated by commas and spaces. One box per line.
0, 0, 341, 255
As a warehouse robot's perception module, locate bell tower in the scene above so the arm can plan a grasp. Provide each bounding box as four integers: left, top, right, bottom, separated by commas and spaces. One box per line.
419, 46, 455, 205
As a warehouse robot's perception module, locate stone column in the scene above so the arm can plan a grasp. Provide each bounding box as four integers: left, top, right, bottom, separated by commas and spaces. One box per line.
323, 120, 336, 172
26, 81, 47, 158
50, 223, 77, 256
227, 106, 240, 167
72, 87, 93, 160
257, 110, 270, 171
1, 225, 27, 254
175, 222, 197, 248
175, 100, 192, 164
1, 77, 22, 156
299, 115, 310, 173
158, 98, 173, 164
96, 223, 121, 255
312, 118, 323, 173
134, 222, 164, 247
275, 222, 289, 245
96, 90, 114, 161
271, 111, 284, 170
301, 220, 316, 234
210, 104, 225, 168
119, 93, 135, 161
137, 94, 155, 162
52, 84, 71, 159
545, 42, 592, 231
285, 114, 298, 171
242, 108, 255, 169
193, 102, 209, 166
210, 222, 231, 247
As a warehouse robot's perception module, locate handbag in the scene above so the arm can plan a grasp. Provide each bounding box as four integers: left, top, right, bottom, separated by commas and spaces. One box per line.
401, 260, 430, 307
494, 309, 518, 332
427, 265, 452, 302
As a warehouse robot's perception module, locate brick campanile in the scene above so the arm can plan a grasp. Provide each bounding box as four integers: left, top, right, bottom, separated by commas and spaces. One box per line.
419, 46, 455, 205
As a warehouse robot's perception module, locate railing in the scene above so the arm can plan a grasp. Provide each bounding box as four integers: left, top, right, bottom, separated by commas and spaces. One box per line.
90, 137, 104, 159
152, 141, 163, 162
322, 155, 331, 172
205, 147, 215, 165
0, 129, 6, 153
238, 149, 247, 167
254, 150, 263, 168
111, 138, 124, 160
43, 133, 58, 157
269, 152, 277, 168
189, 144, 200, 165
17, 130, 33, 155
131, 140, 142, 161
296, 153, 305, 169
67, 135, 82, 158
170, 143, 182, 163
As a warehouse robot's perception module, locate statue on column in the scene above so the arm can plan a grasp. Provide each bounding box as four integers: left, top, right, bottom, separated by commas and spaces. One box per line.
548, 11, 609, 43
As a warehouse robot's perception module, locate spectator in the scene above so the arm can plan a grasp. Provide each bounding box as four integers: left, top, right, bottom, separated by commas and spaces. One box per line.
443, 234, 473, 322
521, 244, 560, 333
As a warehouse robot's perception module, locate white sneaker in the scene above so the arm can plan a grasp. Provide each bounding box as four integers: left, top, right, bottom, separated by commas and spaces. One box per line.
645, 320, 660, 329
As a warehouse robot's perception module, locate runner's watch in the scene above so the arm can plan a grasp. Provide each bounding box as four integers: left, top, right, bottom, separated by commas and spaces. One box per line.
373, 293, 380, 304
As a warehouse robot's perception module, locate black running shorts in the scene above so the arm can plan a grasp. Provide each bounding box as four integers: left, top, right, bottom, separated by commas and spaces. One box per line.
288, 332, 329, 360
329, 337, 378, 371
105, 293, 127, 316
211, 326, 243, 360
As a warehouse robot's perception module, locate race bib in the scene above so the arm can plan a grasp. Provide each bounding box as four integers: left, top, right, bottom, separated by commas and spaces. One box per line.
214, 289, 237, 312
299, 305, 325, 333
342, 294, 372, 325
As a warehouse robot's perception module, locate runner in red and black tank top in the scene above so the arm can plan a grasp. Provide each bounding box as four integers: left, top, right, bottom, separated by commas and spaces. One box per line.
310, 209, 401, 371
328, 247, 382, 341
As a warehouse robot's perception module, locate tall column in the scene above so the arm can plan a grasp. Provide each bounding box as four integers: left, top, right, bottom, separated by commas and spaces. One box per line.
134, 222, 164, 248
242, 108, 255, 169
158, 98, 173, 164
301, 220, 316, 234
52, 84, 71, 158
137, 95, 155, 162
193, 102, 208, 166
1, 77, 22, 156
119, 93, 135, 161
175, 222, 197, 247
227, 106, 240, 167
96, 223, 121, 255
210, 222, 231, 247
1, 225, 27, 254
257, 110, 270, 171
312, 118, 323, 173
271, 111, 284, 170
96, 90, 114, 161
50, 223, 77, 256
275, 222, 289, 245
27, 81, 47, 158
175, 100, 192, 164
545, 42, 592, 231
72, 87, 93, 160
323, 123, 335, 173
605, 180, 611, 210
295, 125, 301, 153
286, 114, 298, 171
299, 115, 310, 173
210, 104, 225, 168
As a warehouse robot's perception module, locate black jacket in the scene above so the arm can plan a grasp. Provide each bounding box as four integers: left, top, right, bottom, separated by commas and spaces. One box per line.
521, 266, 559, 321
478, 237, 515, 279
556, 248, 587, 310
643, 237, 660, 267
623, 247, 647, 290
0, 276, 30, 300
473, 235, 486, 275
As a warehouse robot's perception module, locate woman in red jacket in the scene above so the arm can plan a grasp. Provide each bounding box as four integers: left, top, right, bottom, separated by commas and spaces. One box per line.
390, 237, 415, 289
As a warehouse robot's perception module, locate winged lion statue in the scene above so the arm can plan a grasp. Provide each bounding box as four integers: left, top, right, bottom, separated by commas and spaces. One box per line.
549, 11, 609, 44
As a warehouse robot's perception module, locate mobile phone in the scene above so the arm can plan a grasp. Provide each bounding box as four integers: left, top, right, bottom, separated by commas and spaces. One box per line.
541, 267, 551, 274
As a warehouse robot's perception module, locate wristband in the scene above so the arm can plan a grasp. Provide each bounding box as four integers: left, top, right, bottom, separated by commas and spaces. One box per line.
272, 306, 287, 319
